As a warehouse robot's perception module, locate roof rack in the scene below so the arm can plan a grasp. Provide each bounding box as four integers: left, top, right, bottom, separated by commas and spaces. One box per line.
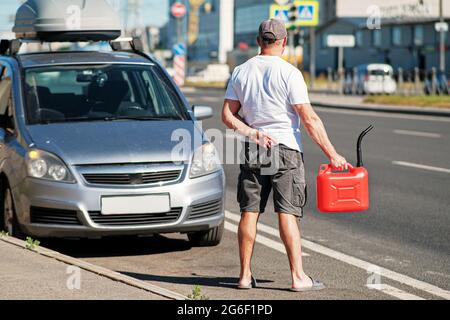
0, 37, 152, 65
1, 0, 151, 62
0, 39, 22, 56
109, 37, 154, 63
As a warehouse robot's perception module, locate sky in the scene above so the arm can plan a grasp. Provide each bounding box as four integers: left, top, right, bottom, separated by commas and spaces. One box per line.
0, 0, 169, 33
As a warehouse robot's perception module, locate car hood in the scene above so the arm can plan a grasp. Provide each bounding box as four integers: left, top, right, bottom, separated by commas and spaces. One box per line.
26, 120, 204, 165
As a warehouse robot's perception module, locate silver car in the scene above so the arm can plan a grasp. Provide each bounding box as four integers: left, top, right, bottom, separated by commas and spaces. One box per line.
0, 50, 225, 246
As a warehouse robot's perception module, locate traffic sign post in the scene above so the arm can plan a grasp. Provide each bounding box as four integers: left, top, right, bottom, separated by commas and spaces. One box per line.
288, 4, 297, 66
171, 2, 187, 87
327, 35, 356, 95
171, 2, 186, 18
271, 1, 319, 89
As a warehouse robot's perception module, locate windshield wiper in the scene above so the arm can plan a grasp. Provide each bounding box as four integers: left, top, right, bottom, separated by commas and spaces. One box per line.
102, 116, 180, 121
40, 117, 106, 124
39, 116, 180, 124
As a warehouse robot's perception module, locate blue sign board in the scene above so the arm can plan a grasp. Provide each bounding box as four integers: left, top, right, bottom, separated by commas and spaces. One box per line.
172, 43, 186, 56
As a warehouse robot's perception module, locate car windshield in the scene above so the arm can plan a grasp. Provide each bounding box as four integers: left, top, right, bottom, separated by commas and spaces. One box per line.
24, 64, 188, 125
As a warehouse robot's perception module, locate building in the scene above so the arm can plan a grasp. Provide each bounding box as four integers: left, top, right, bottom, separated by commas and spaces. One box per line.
164, 0, 234, 66
303, 0, 450, 75
234, 0, 334, 46
231, 0, 450, 75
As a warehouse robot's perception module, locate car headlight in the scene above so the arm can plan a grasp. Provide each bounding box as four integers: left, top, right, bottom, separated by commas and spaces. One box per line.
190, 143, 221, 178
27, 150, 75, 183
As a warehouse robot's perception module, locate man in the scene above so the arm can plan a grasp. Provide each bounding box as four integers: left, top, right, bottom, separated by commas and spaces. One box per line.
222, 19, 348, 291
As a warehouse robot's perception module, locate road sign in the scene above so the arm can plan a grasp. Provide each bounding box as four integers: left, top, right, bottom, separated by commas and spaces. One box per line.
435, 22, 449, 33
172, 43, 186, 56
274, 0, 290, 5
270, 1, 319, 27
327, 35, 356, 48
171, 2, 186, 18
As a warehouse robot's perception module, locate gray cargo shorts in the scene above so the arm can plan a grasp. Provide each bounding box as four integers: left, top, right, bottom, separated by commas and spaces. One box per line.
237, 142, 307, 218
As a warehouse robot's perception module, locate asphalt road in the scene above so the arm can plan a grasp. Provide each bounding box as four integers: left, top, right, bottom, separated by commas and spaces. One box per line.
45, 88, 450, 300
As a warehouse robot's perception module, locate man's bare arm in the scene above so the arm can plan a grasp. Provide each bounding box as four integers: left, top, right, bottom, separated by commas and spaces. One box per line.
293, 103, 348, 169
222, 99, 276, 148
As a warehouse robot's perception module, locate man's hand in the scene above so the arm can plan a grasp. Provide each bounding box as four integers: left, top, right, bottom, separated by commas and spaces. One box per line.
249, 129, 278, 149
330, 153, 349, 171
222, 99, 278, 149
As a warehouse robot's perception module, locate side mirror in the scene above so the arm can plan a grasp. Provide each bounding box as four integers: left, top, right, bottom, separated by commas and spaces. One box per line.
193, 105, 213, 121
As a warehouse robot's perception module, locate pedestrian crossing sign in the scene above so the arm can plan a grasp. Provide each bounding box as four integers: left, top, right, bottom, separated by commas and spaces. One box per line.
270, 0, 319, 27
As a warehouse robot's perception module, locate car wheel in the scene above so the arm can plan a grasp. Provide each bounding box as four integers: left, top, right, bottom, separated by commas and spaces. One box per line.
1, 185, 25, 239
187, 222, 224, 247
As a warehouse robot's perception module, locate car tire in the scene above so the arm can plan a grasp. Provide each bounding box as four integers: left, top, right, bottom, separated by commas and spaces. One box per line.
1, 184, 25, 239
187, 222, 224, 247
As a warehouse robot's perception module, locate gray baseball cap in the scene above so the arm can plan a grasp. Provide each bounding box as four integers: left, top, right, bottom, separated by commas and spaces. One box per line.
259, 19, 287, 41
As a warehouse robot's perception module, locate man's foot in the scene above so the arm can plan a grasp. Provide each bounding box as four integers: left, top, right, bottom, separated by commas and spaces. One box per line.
237, 274, 257, 290
291, 276, 325, 292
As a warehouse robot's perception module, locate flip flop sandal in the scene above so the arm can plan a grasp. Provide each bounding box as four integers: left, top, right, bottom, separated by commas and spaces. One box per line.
290, 277, 326, 292
237, 276, 258, 290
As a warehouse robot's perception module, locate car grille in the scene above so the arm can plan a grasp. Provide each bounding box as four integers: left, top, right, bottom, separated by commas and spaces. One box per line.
88, 208, 182, 226
30, 207, 82, 225
189, 200, 222, 220
83, 170, 182, 186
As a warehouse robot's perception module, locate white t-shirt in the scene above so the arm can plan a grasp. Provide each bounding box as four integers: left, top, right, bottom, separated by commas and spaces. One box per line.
225, 55, 310, 152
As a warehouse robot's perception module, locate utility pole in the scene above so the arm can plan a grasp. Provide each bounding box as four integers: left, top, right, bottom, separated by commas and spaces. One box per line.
439, 0, 446, 74
309, 26, 316, 90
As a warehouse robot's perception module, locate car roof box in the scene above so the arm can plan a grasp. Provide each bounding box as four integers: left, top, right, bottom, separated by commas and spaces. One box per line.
13, 0, 121, 42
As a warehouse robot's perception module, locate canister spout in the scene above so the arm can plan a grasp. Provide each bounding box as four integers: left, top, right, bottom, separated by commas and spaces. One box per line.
357, 125, 374, 167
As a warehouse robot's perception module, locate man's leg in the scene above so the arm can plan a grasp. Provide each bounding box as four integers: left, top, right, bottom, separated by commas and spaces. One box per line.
238, 211, 260, 286
278, 213, 313, 289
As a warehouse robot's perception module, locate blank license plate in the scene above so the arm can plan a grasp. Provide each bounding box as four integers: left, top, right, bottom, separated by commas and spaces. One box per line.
101, 194, 170, 215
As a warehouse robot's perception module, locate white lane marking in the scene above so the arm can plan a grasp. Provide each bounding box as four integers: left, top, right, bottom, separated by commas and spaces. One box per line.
224, 221, 309, 257
367, 284, 425, 300
393, 130, 442, 138
198, 96, 220, 103
315, 107, 450, 123
225, 211, 450, 300
181, 87, 197, 93
393, 161, 450, 174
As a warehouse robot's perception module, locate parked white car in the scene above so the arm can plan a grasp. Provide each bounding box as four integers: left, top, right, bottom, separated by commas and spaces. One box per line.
355, 64, 397, 95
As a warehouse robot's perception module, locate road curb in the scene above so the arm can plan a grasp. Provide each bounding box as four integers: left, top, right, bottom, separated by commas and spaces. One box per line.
312, 101, 450, 118
0, 236, 188, 300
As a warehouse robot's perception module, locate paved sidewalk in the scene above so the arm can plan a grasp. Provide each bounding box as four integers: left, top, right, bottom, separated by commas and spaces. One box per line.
309, 93, 450, 116
0, 239, 166, 300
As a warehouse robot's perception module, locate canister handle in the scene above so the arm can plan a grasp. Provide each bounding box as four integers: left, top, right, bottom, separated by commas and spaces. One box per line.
319, 164, 355, 174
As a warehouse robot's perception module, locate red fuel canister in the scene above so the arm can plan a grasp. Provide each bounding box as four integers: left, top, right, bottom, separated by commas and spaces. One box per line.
317, 126, 374, 213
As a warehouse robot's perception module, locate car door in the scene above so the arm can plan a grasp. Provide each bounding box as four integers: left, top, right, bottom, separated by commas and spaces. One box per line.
0, 62, 24, 183
0, 63, 13, 162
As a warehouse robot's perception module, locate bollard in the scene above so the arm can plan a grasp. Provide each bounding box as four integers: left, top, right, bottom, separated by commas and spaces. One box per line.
352, 67, 358, 95
398, 68, 404, 96
327, 67, 333, 93
339, 68, 345, 95
414, 67, 421, 96
407, 73, 414, 96
431, 67, 437, 95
